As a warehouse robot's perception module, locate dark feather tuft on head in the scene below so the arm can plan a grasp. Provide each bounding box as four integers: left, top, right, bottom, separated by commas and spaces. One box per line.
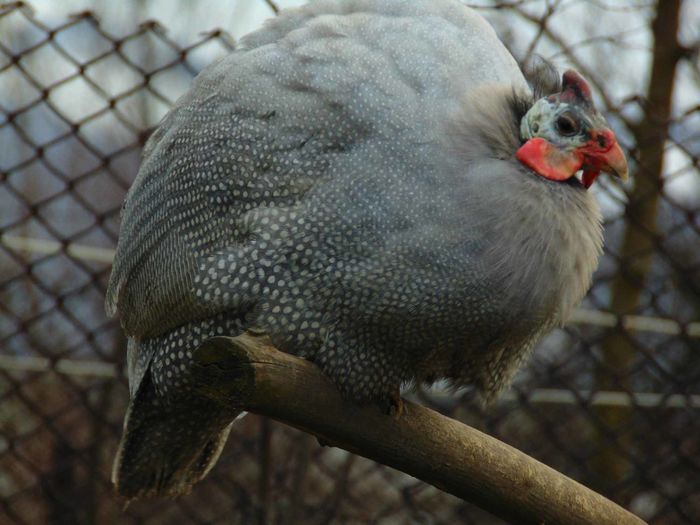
524, 56, 561, 99
507, 90, 533, 136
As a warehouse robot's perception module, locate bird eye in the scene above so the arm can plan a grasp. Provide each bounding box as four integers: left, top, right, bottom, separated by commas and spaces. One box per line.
556, 113, 579, 136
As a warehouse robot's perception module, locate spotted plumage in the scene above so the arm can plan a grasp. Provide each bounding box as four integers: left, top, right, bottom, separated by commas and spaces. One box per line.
108, 0, 625, 498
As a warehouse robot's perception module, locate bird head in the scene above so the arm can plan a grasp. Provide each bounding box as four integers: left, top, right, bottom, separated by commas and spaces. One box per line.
516, 69, 628, 189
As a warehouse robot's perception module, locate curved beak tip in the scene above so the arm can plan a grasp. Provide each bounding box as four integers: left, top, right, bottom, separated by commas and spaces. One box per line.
603, 141, 629, 181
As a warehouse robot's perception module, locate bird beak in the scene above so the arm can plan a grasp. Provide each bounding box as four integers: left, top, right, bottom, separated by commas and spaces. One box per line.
597, 140, 628, 181
580, 131, 629, 188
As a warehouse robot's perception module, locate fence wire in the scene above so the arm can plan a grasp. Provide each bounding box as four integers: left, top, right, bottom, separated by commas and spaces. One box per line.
0, 1, 698, 524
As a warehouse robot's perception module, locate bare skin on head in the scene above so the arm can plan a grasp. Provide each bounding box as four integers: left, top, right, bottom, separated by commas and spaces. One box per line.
516, 69, 628, 188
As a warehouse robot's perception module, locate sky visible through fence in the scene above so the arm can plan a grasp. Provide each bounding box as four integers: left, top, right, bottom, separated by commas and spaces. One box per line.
0, 1, 699, 524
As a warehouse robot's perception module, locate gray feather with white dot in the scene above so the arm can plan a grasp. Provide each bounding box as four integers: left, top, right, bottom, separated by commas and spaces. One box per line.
107, 0, 602, 498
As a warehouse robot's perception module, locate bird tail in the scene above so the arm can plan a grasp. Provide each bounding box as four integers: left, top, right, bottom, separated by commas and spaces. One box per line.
112, 370, 241, 499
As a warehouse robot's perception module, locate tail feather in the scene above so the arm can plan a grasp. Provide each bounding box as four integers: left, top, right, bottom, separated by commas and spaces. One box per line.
112, 371, 240, 499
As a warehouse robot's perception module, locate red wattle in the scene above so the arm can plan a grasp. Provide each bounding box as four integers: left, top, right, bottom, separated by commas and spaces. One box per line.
516, 138, 582, 182
582, 170, 600, 189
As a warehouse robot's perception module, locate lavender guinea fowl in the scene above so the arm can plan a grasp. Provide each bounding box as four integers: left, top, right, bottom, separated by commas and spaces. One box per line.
107, 0, 628, 499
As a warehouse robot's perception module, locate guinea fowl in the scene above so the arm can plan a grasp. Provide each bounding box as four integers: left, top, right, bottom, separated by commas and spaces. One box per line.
107, 0, 628, 498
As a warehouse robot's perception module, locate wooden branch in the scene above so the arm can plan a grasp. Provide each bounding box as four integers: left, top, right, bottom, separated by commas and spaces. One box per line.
191, 334, 646, 525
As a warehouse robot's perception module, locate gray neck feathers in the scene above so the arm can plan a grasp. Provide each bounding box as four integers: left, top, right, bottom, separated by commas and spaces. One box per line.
444, 84, 603, 327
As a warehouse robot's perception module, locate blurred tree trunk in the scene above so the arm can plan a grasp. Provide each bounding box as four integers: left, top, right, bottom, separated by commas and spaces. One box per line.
257, 417, 272, 525
590, 0, 683, 497
85, 331, 127, 524
285, 433, 313, 525
46, 439, 80, 524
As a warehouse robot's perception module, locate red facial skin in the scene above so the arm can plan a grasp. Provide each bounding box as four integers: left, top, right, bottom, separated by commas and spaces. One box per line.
516, 129, 627, 189
516, 137, 583, 183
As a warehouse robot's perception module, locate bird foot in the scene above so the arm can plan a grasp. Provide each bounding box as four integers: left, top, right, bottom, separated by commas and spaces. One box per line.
381, 389, 404, 419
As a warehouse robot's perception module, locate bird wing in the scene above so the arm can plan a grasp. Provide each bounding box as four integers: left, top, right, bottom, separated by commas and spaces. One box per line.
105, 0, 528, 339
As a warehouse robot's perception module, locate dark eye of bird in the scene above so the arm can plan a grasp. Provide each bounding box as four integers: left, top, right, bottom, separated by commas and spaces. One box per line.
556, 113, 579, 136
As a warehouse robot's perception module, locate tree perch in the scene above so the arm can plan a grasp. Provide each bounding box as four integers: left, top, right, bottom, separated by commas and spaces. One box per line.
191, 334, 646, 525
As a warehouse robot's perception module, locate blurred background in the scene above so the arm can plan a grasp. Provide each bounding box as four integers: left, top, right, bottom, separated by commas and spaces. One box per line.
0, 0, 698, 523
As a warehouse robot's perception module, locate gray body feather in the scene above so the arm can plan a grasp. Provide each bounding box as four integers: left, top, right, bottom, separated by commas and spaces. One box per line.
108, 0, 602, 498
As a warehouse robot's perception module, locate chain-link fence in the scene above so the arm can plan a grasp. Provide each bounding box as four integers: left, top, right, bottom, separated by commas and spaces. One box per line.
0, 1, 698, 523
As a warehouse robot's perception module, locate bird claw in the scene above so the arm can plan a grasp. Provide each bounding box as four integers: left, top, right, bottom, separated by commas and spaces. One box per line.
382, 390, 404, 419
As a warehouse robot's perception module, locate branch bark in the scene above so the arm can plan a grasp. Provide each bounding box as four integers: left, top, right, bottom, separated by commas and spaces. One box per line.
191, 334, 646, 525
